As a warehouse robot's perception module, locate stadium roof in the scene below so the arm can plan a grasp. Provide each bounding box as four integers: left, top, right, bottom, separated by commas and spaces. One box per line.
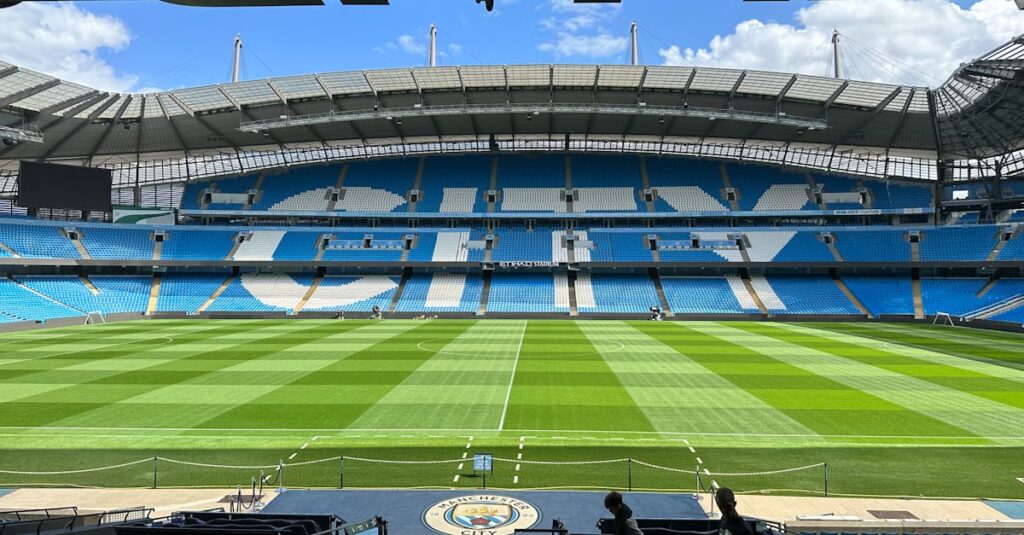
0, 34, 1021, 169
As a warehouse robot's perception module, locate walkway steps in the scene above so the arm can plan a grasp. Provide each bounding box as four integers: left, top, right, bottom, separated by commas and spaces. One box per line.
910, 240, 921, 262
146, 274, 161, 315
987, 235, 1010, 262
478, 271, 492, 316
152, 239, 162, 261
567, 272, 579, 317
639, 156, 655, 213
197, 275, 233, 313
224, 234, 245, 261
651, 268, 673, 317
291, 275, 323, 315
70, 235, 91, 260
409, 157, 426, 213
487, 157, 498, 213
720, 163, 739, 211
977, 276, 1000, 297
79, 275, 100, 295
0, 240, 19, 258
327, 166, 348, 211
833, 275, 872, 318
387, 268, 411, 313
826, 240, 844, 262
911, 275, 925, 319
740, 273, 769, 315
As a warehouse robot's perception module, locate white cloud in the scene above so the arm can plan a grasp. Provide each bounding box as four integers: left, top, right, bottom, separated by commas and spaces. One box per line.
0, 1, 138, 92
397, 34, 426, 55
658, 0, 1024, 86
538, 0, 627, 59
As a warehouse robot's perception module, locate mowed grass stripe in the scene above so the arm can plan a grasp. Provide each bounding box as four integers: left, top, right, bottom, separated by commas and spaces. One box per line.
777, 323, 1024, 398
580, 321, 813, 437
347, 320, 516, 430
10, 321, 367, 429
645, 321, 951, 440
720, 322, 1024, 440
846, 323, 1024, 367
504, 321, 655, 433
196, 320, 438, 430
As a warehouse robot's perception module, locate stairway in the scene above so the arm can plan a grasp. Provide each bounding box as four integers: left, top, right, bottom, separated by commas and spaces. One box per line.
478, 271, 492, 316
740, 273, 769, 315
833, 275, 872, 318
825, 238, 844, 262
79, 275, 100, 295
650, 268, 673, 317
224, 234, 246, 261
977, 276, 1000, 297
197, 275, 234, 313
291, 275, 323, 315
0, 239, 19, 257
327, 166, 348, 211
69, 234, 91, 260
146, 274, 162, 315
720, 164, 740, 211
408, 157, 426, 213
909, 239, 921, 262
567, 272, 579, 317
387, 269, 411, 313
911, 273, 924, 319
639, 156, 655, 213
152, 239, 163, 261
487, 157, 498, 213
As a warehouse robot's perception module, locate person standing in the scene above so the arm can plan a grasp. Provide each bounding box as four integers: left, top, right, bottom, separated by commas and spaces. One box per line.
715, 487, 753, 535
604, 491, 643, 535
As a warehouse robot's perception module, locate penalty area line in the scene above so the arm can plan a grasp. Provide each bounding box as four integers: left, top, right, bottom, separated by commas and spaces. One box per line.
497, 319, 527, 432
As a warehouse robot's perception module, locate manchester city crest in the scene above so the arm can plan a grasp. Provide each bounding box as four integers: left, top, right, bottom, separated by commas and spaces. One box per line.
424, 495, 539, 535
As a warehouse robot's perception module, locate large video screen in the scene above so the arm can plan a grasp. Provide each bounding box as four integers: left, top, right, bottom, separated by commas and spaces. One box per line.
17, 161, 112, 212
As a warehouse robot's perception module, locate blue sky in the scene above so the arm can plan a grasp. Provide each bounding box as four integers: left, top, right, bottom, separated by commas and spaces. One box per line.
0, 0, 1019, 92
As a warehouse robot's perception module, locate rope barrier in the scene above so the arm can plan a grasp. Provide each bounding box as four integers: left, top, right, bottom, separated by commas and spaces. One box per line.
341, 456, 464, 465
155, 457, 280, 470
0, 458, 152, 475
493, 457, 630, 466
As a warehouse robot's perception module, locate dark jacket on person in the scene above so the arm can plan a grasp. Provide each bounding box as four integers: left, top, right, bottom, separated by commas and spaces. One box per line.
719, 514, 753, 535
611, 504, 643, 535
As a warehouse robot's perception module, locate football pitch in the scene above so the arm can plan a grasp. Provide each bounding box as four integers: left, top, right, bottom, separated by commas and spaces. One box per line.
1, 319, 1023, 499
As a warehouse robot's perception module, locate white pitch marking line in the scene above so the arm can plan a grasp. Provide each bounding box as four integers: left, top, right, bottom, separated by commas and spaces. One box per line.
696, 457, 703, 465
453, 475, 460, 483
300, 443, 309, 450
688, 446, 696, 453
458, 463, 464, 470
517, 453, 522, 460
288, 453, 297, 460
465, 442, 472, 449
518, 443, 524, 450
462, 452, 468, 459
520, 436, 525, 442
497, 320, 528, 431
513, 475, 519, 484
515, 464, 520, 471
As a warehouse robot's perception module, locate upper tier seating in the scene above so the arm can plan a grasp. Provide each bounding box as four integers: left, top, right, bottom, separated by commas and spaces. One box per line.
79, 227, 155, 260
417, 155, 491, 213
272, 231, 322, 261
161, 230, 237, 260
396, 272, 482, 312
841, 275, 915, 316
833, 230, 910, 262
319, 232, 405, 262
648, 158, 725, 212
728, 165, 813, 212
920, 227, 998, 261
337, 159, 416, 212
181, 175, 258, 210
0, 224, 79, 258
254, 166, 337, 211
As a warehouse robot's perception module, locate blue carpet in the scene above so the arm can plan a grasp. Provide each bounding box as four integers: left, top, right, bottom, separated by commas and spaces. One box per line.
986, 500, 1024, 520
263, 489, 706, 535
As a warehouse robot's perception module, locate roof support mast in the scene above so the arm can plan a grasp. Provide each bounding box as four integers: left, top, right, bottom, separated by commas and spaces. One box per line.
231, 34, 243, 83
428, 23, 437, 67
832, 29, 841, 79
630, 21, 639, 66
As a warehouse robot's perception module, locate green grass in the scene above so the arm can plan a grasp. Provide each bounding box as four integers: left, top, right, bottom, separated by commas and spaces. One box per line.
1, 319, 1023, 498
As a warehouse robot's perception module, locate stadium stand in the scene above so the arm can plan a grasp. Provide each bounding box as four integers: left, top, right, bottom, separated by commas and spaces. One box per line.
660, 277, 747, 314
302, 275, 400, 312
0, 278, 85, 322
417, 155, 491, 213
920, 226, 998, 261
79, 227, 155, 260
580, 273, 661, 314
833, 230, 911, 262
162, 230, 237, 260
18, 276, 149, 316
156, 273, 229, 313
841, 275, 916, 316
396, 272, 483, 313
0, 223, 80, 258
206, 273, 315, 313
488, 272, 557, 313
764, 274, 861, 315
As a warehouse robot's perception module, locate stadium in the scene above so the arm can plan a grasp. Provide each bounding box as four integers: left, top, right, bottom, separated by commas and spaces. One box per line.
0, 0, 1023, 534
